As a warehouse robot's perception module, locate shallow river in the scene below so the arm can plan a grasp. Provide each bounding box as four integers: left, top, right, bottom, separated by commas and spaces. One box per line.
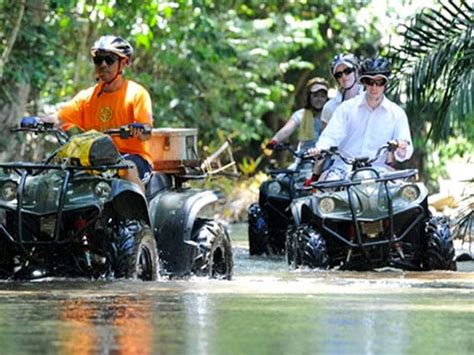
0, 223, 472, 354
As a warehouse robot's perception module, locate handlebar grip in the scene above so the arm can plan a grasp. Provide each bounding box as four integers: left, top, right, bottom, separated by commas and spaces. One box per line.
128, 123, 152, 135
20, 116, 40, 128
105, 125, 152, 138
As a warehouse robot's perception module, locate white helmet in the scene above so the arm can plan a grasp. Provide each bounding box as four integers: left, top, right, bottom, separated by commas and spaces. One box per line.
91, 35, 133, 61
330, 53, 359, 77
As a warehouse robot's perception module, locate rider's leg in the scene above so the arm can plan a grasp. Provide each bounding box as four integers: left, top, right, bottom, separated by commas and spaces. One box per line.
122, 161, 145, 192
122, 154, 152, 193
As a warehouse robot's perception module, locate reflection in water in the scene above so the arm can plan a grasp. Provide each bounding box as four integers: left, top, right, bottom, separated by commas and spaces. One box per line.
112, 297, 153, 355
0, 222, 471, 354
187, 294, 211, 355
59, 296, 153, 355
60, 299, 96, 355
0, 280, 472, 354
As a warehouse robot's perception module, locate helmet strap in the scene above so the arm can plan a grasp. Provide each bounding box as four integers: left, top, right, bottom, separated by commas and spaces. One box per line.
341, 77, 357, 101
97, 60, 124, 97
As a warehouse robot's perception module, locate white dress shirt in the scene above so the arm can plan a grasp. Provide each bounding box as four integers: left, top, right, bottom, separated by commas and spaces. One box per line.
321, 85, 364, 124
316, 93, 413, 170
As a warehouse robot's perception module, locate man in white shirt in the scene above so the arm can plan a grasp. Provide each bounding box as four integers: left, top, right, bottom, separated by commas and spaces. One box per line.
321, 53, 364, 128
308, 57, 413, 180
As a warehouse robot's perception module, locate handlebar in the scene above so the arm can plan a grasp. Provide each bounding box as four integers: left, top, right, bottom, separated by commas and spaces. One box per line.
272, 143, 314, 161
12, 117, 69, 144
317, 142, 402, 168
14, 118, 152, 143
103, 124, 152, 138
313, 168, 419, 190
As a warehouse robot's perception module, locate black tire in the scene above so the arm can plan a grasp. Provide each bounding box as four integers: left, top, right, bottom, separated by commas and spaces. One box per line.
285, 226, 299, 268
247, 202, 269, 256
113, 220, 159, 280
422, 217, 457, 271
192, 219, 233, 280
0, 241, 15, 279
288, 224, 329, 269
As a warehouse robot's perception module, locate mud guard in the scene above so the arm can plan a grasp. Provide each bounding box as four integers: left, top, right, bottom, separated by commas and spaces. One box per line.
109, 180, 150, 225
148, 189, 223, 275
289, 195, 317, 226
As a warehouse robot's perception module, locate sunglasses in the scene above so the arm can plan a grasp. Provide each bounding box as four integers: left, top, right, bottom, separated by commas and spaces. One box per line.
361, 77, 387, 87
93, 54, 119, 66
310, 91, 327, 98
334, 67, 355, 79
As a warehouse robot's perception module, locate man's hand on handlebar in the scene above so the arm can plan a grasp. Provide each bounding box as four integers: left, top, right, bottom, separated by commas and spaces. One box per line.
262, 139, 278, 156
128, 123, 151, 140
387, 139, 410, 159
265, 139, 278, 150
20, 116, 55, 130
20, 116, 40, 128
306, 147, 321, 157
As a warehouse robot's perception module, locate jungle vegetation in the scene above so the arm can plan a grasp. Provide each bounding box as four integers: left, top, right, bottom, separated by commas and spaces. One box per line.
1, 0, 472, 188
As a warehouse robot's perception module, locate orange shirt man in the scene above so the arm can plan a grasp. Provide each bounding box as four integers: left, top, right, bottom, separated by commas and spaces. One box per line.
46, 35, 153, 192
58, 79, 153, 164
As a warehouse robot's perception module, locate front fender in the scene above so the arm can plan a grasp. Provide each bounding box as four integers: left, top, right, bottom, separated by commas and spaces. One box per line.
148, 188, 223, 275
289, 195, 317, 226
109, 179, 150, 224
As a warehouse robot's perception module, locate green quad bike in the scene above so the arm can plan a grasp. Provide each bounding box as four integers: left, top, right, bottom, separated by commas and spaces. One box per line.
248, 143, 314, 255
286, 143, 457, 271
0, 118, 233, 280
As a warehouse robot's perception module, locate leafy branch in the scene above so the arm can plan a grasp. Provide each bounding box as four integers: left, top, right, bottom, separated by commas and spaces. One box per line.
392, 0, 473, 143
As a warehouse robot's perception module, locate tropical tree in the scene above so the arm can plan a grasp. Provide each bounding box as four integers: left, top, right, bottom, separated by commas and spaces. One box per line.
393, 0, 473, 143
1, 0, 384, 163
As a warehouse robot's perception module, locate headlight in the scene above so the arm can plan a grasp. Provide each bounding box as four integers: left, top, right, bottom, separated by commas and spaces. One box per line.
94, 181, 111, 201
1, 181, 17, 201
268, 181, 281, 195
318, 197, 336, 214
401, 184, 420, 202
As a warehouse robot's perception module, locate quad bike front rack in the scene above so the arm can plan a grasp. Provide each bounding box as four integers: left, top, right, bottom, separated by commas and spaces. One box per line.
315, 168, 425, 259
0, 162, 128, 245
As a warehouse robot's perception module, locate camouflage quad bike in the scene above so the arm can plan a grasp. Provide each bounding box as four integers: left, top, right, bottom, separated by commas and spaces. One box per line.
286, 143, 456, 271
248, 143, 314, 255
0, 118, 233, 280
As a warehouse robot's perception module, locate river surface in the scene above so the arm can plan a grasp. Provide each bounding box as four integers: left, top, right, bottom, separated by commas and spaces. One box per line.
0, 223, 473, 354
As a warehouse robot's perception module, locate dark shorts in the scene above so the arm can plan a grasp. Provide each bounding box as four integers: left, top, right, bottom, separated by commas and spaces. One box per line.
123, 154, 152, 180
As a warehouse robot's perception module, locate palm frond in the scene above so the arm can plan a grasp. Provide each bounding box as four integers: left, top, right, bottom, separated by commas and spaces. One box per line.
391, 0, 473, 143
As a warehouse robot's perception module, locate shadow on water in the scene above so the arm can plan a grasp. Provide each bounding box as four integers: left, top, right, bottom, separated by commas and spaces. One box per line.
0, 223, 472, 354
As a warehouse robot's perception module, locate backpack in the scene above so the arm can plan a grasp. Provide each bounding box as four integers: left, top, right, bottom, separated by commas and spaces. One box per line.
55, 129, 119, 166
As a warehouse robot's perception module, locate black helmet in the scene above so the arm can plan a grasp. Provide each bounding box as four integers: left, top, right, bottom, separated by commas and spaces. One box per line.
359, 57, 391, 79
330, 53, 359, 77
91, 35, 133, 62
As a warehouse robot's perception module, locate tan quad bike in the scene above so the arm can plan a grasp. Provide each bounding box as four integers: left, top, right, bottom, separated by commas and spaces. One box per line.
0, 117, 234, 280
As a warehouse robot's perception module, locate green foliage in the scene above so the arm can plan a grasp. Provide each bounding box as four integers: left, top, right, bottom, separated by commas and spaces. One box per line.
417, 135, 474, 193
392, 0, 473, 144
238, 155, 264, 177
3, 0, 383, 149
1, 1, 56, 94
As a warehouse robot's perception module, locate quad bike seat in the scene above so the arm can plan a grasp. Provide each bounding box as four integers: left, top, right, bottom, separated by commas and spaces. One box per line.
145, 172, 172, 199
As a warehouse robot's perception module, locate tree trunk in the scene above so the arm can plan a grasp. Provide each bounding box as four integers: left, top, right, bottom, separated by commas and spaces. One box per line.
0, 0, 44, 162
